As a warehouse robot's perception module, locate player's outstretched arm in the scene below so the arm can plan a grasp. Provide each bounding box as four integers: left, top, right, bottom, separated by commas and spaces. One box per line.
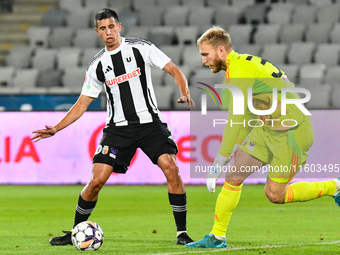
163, 61, 194, 108
31, 94, 95, 142
31, 125, 57, 143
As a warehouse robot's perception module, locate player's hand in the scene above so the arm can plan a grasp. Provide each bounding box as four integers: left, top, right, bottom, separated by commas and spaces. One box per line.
31, 125, 57, 143
207, 145, 240, 193
177, 95, 195, 108
207, 153, 233, 193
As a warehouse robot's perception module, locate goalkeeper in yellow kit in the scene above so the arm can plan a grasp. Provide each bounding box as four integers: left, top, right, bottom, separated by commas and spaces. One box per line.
185, 26, 340, 248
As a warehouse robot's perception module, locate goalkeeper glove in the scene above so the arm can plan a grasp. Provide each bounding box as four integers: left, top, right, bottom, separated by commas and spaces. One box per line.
206, 144, 240, 193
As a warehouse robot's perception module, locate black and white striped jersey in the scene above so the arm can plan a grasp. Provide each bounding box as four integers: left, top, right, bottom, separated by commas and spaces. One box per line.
82, 37, 171, 126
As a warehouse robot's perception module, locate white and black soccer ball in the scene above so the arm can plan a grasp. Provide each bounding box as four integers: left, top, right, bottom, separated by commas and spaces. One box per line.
71, 221, 104, 251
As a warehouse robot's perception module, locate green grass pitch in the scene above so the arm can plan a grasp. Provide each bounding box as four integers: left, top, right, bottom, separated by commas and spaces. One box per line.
1, 184, 340, 254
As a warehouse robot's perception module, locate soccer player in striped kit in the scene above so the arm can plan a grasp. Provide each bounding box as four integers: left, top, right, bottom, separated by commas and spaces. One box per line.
31, 8, 194, 246
185, 26, 340, 248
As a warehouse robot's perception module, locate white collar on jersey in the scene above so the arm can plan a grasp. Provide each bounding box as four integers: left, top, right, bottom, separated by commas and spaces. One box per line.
105, 37, 125, 53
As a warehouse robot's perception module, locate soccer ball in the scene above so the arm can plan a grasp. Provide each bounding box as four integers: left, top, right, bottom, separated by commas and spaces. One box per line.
71, 221, 104, 251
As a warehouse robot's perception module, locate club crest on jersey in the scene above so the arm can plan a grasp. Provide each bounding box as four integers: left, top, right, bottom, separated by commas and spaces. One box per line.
105, 68, 141, 86
102, 145, 109, 155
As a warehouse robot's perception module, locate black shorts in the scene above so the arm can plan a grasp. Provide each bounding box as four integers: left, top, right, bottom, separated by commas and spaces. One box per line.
92, 121, 178, 174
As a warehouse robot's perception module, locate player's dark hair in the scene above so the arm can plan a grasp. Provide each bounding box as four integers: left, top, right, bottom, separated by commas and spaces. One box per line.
94, 8, 120, 28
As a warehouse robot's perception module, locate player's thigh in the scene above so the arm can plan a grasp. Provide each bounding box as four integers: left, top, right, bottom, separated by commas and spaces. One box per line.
268, 119, 314, 183
157, 153, 181, 178
137, 122, 178, 165
93, 127, 137, 174
90, 163, 114, 184
291, 119, 314, 153
225, 149, 264, 185
239, 127, 273, 166
227, 128, 268, 184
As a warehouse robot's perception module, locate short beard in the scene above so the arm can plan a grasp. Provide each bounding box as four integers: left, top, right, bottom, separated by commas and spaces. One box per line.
211, 57, 222, 73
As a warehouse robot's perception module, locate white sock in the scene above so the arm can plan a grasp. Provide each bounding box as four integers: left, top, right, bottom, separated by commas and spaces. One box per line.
177, 231, 187, 237
213, 234, 225, 240
334, 178, 340, 195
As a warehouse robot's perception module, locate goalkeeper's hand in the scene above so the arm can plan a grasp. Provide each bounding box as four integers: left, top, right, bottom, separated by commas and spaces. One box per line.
206, 145, 240, 193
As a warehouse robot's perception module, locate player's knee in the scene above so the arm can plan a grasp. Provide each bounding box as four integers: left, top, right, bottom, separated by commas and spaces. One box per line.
87, 178, 105, 195
167, 164, 180, 180
164, 163, 181, 184
265, 189, 285, 204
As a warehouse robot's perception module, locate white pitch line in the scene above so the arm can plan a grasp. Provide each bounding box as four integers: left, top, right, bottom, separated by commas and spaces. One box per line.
149, 240, 340, 255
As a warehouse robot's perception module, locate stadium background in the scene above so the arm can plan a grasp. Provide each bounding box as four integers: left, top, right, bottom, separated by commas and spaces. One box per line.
0, 0, 340, 185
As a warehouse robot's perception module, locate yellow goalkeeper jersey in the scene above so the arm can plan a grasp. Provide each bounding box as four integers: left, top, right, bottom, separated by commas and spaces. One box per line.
219, 50, 310, 156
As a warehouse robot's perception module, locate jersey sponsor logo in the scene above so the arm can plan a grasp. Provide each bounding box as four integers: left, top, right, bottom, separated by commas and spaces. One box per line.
111, 147, 118, 154
109, 147, 118, 159
105, 68, 141, 86
246, 142, 256, 151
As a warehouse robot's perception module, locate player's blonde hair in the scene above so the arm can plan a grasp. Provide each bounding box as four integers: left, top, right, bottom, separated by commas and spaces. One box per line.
197, 26, 232, 50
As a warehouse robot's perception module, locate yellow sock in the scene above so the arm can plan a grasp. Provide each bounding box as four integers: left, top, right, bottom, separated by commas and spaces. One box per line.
285, 180, 337, 203
211, 182, 243, 237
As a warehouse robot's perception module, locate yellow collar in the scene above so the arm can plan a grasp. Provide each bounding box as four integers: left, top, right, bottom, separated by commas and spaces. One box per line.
226, 50, 237, 78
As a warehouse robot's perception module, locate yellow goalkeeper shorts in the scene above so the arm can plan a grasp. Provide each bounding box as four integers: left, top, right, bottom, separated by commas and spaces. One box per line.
240, 119, 314, 183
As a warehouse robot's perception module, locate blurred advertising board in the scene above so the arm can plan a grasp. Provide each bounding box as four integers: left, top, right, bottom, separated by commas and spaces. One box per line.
0, 111, 338, 185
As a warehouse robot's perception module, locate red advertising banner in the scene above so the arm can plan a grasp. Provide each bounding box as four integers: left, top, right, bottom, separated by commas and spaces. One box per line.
0, 111, 338, 184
